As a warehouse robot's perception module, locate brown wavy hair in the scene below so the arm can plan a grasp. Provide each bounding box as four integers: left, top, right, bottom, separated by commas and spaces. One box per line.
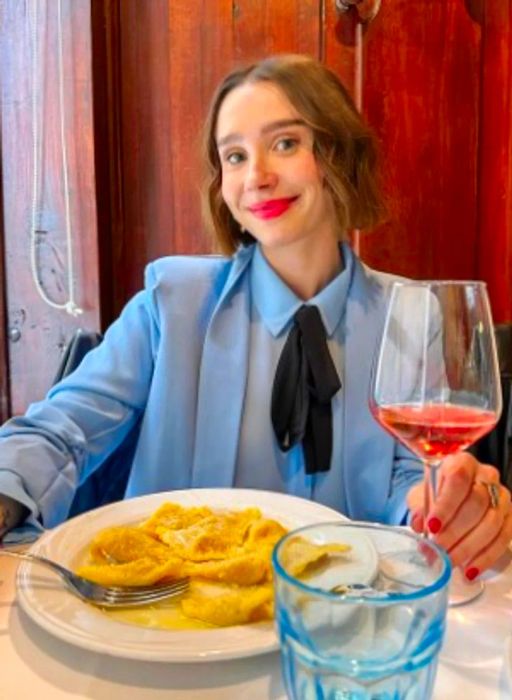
202, 54, 385, 255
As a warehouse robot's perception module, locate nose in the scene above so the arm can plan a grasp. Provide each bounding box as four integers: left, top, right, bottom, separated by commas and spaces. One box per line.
244, 153, 277, 191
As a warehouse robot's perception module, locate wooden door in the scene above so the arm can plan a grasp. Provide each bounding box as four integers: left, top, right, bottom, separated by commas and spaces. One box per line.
0, 0, 100, 416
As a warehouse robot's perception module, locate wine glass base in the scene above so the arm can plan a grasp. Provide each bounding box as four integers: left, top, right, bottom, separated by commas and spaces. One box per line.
448, 568, 485, 607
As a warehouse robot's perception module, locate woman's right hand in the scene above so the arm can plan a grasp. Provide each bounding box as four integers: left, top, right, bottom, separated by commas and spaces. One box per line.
0, 494, 27, 539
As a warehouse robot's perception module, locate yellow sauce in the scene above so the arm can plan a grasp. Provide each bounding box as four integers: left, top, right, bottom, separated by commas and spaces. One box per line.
103, 598, 215, 631
73, 543, 214, 631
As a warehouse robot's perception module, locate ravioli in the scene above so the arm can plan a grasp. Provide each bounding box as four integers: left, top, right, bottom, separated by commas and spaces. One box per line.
180, 580, 274, 627
76, 502, 350, 627
280, 535, 351, 577
76, 502, 287, 626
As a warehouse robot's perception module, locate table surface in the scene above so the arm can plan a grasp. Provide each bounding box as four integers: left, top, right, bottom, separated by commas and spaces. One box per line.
1, 549, 512, 700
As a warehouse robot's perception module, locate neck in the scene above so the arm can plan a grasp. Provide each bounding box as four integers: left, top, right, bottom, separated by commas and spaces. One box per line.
261, 234, 343, 300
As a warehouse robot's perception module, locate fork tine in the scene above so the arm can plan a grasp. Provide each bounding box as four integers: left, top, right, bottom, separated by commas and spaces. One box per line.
101, 579, 189, 605
105, 579, 188, 594
99, 584, 189, 607
105, 579, 189, 597
1, 550, 190, 608
107, 583, 189, 601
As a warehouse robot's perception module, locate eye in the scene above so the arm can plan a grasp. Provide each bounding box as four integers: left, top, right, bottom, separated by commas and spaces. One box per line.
274, 137, 299, 153
223, 150, 246, 166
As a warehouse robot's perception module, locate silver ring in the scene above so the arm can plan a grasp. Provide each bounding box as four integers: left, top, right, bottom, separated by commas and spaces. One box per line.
480, 481, 500, 509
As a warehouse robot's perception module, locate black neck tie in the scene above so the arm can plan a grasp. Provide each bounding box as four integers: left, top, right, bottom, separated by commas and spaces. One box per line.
271, 305, 342, 474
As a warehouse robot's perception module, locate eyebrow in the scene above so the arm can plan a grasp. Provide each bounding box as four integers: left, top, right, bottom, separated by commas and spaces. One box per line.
216, 118, 307, 148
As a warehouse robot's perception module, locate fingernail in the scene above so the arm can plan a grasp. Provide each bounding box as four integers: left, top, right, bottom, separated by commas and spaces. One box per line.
411, 510, 422, 530
465, 567, 480, 581
418, 541, 437, 565
427, 517, 442, 534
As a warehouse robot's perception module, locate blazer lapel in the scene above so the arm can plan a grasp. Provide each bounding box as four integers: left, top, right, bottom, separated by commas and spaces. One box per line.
342, 258, 396, 519
191, 247, 253, 487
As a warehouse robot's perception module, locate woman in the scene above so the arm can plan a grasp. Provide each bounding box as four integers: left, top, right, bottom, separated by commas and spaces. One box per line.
0, 54, 510, 580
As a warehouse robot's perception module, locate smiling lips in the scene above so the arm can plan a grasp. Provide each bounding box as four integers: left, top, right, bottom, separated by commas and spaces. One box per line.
247, 196, 298, 220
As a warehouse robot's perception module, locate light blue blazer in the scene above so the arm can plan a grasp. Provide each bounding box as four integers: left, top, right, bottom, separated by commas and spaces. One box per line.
0, 244, 422, 528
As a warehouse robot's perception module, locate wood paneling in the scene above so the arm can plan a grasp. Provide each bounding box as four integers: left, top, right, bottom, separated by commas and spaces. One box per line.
323, 0, 360, 91
0, 0, 100, 413
166, 0, 233, 251
233, 0, 319, 60
90, 0, 123, 327
109, 0, 321, 310
360, 0, 482, 282
0, 148, 9, 421
107, 1, 234, 308
476, 0, 512, 323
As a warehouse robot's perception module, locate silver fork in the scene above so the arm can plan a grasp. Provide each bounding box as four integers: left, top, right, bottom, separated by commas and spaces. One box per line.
1, 550, 189, 607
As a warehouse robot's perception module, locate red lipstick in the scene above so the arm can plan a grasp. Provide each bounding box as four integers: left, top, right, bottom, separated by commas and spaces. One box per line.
247, 196, 298, 220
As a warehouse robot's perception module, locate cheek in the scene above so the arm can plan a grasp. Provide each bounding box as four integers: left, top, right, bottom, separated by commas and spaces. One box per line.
295, 157, 324, 190
220, 173, 237, 208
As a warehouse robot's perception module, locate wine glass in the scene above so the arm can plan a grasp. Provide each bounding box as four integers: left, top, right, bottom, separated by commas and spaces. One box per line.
370, 280, 502, 606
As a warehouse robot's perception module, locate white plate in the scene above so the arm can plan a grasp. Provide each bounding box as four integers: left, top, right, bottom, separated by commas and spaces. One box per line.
17, 489, 354, 663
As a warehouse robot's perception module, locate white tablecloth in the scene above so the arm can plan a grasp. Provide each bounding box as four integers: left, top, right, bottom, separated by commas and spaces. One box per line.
1, 550, 511, 700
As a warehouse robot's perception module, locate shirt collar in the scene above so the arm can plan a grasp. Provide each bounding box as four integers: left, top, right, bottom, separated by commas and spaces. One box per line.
250, 242, 354, 338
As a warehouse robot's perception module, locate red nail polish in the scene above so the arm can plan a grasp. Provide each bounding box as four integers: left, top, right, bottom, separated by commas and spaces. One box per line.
427, 517, 442, 534
465, 567, 480, 581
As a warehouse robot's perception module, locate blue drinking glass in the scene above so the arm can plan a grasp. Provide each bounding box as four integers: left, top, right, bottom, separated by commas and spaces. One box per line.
272, 522, 451, 700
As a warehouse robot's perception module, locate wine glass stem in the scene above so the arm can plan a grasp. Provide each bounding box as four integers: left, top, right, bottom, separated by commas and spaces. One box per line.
423, 460, 441, 539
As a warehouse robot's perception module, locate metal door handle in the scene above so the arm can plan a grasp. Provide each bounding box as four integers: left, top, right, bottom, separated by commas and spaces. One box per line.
335, 0, 381, 23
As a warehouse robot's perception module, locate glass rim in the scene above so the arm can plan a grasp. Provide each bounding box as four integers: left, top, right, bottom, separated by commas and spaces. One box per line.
390, 279, 487, 288
272, 521, 452, 605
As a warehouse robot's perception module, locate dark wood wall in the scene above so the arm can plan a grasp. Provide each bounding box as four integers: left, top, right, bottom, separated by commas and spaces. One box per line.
476, 0, 512, 324
1, 0, 511, 417
361, 0, 481, 278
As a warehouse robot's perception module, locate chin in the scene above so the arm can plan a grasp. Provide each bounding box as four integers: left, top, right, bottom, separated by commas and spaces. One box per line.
255, 232, 307, 251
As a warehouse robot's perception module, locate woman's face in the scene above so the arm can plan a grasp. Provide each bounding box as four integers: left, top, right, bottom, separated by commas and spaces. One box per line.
215, 81, 338, 254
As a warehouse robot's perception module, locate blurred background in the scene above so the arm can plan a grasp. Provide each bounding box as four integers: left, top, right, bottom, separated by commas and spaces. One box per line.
0, 0, 510, 418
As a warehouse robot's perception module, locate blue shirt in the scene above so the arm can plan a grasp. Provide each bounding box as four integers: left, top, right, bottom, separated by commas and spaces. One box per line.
235, 244, 352, 511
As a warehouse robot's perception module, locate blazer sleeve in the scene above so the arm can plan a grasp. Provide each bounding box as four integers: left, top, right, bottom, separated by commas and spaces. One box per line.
0, 267, 161, 528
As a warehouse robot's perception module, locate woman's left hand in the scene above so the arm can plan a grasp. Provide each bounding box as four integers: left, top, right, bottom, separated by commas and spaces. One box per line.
407, 452, 512, 579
